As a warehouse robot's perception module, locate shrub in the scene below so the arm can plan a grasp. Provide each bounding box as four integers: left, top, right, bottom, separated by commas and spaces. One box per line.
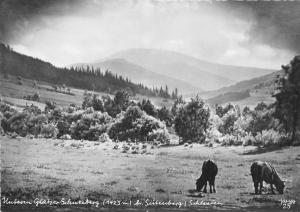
26, 114, 48, 136
206, 126, 222, 143
0, 102, 16, 114
49, 107, 63, 121
174, 96, 210, 143
41, 123, 58, 138
7, 112, 30, 136
171, 96, 185, 117
220, 134, 236, 146
70, 112, 112, 141
157, 106, 173, 127
254, 129, 288, 147
92, 95, 104, 111
57, 120, 70, 138
63, 109, 85, 123
99, 133, 111, 143
245, 106, 277, 136
108, 106, 170, 144
241, 133, 256, 146
23, 93, 40, 102
218, 109, 238, 135
32, 93, 40, 101
215, 104, 234, 118
82, 93, 104, 111
23, 104, 42, 116
138, 99, 158, 117
60, 134, 71, 140
147, 128, 170, 144
104, 90, 131, 117
1, 116, 9, 133
45, 101, 57, 111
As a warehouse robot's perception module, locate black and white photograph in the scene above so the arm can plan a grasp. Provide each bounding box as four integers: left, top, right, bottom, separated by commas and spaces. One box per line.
0, 0, 299, 211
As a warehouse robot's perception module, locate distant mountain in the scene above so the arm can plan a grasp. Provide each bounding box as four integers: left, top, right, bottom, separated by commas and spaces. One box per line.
203, 70, 283, 106
0, 43, 165, 97
202, 70, 282, 99
74, 58, 201, 94
104, 48, 275, 91
206, 90, 251, 105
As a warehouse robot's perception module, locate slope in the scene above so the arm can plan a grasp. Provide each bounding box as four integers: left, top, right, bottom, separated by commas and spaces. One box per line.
0, 43, 161, 97
74, 58, 201, 94
106, 48, 275, 90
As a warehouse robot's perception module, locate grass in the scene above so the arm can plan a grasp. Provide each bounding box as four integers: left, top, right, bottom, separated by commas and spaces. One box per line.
1, 135, 299, 211
0, 74, 174, 109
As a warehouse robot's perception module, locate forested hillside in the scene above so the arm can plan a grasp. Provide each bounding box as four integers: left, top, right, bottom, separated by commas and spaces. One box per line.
0, 43, 176, 98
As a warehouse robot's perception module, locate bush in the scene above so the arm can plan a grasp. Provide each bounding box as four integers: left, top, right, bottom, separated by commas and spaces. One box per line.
241, 133, 256, 146
82, 93, 104, 111
60, 134, 71, 140
218, 109, 238, 135
206, 126, 222, 143
157, 106, 173, 127
103, 90, 131, 117
23, 104, 42, 115
108, 106, 170, 144
254, 129, 289, 147
215, 104, 234, 118
70, 112, 112, 141
0, 102, 16, 114
45, 101, 57, 111
26, 114, 48, 136
41, 123, 58, 138
7, 112, 29, 136
23, 93, 40, 102
98, 133, 112, 143
220, 134, 236, 146
246, 107, 277, 136
57, 120, 70, 138
147, 128, 170, 144
174, 96, 210, 143
138, 99, 157, 117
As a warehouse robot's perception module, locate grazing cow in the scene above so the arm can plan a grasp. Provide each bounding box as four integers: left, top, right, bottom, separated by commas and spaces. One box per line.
250, 161, 285, 194
196, 160, 218, 193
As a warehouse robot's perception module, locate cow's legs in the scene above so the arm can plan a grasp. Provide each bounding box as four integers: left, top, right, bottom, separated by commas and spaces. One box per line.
212, 177, 216, 193
203, 181, 207, 193
254, 181, 258, 194
209, 178, 215, 193
259, 181, 263, 194
270, 184, 275, 194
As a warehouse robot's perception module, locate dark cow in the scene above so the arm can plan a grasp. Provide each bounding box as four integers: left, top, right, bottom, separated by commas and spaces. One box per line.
251, 161, 285, 194
196, 160, 218, 193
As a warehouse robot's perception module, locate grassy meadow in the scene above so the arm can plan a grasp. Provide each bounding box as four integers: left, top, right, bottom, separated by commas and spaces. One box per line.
1, 136, 300, 211
0, 74, 173, 110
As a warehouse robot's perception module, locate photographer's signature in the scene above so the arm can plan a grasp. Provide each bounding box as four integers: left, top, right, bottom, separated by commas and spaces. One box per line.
281, 199, 296, 209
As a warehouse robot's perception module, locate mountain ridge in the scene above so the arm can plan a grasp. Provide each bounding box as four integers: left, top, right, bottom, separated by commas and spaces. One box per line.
73, 58, 201, 94
105, 48, 276, 91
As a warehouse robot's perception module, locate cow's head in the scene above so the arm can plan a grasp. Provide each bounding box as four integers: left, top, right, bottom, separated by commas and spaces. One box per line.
276, 180, 285, 194
196, 177, 205, 192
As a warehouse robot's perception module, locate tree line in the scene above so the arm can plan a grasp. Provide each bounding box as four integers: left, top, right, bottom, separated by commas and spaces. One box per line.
0, 43, 179, 99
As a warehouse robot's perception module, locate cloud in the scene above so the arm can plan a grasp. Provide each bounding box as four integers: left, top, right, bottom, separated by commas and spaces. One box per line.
1, 0, 297, 69
219, 1, 300, 53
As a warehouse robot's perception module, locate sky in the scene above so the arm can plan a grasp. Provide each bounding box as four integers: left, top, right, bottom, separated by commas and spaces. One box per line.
0, 0, 299, 69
